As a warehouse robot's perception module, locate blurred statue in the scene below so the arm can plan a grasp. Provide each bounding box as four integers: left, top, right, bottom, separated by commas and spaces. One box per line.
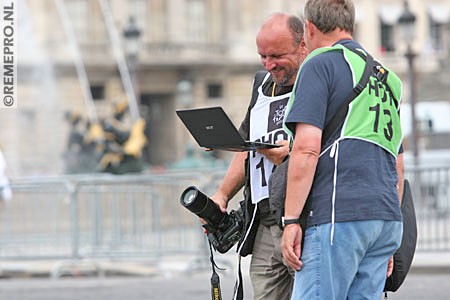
65, 111, 84, 149
97, 100, 148, 174
64, 99, 148, 175
63, 110, 105, 173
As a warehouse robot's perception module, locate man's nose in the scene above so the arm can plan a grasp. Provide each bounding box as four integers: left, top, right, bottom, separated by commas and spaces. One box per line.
264, 58, 276, 71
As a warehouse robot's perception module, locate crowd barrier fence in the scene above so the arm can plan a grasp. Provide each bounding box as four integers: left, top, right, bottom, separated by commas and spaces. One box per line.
0, 165, 449, 262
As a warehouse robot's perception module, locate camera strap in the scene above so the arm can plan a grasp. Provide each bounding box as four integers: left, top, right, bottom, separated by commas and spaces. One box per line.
232, 256, 244, 300
208, 240, 224, 300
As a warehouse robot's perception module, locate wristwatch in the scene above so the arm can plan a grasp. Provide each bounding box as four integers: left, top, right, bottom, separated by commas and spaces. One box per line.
281, 216, 301, 228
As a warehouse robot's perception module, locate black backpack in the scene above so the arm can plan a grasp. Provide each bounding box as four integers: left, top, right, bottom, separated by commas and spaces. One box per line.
384, 179, 418, 292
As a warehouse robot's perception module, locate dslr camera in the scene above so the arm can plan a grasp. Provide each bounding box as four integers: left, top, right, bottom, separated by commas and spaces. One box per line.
180, 186, 243, 253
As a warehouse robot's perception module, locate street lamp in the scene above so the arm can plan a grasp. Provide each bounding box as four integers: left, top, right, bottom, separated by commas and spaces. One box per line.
398, 0, 419, 167
123, 16, 141, 61
123, 16, 142, 107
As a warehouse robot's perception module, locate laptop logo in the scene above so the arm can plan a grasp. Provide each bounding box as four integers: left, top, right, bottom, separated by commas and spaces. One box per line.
205, 125, 214, 130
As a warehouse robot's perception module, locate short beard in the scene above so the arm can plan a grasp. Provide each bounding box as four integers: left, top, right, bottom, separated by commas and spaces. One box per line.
276, 68, 297, 86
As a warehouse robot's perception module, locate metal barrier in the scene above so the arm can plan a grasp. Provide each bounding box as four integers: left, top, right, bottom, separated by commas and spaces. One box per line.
0, 169, 227, 260
0, 165, 449, 261
406, 165, 450, 251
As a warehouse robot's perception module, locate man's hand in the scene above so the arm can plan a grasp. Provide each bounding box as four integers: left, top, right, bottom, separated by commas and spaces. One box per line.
281, 224, 303, 271
257, 140, 290, 166
386, 256, 394, 278
210, 192, 228, 213
198, 191, 228, 228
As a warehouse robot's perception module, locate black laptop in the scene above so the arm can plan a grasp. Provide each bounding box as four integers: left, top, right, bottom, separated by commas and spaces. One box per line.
176, 107, 281, 152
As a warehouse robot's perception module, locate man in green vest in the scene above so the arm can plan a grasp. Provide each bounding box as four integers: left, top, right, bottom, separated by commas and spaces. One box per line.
281, 1, 404, 299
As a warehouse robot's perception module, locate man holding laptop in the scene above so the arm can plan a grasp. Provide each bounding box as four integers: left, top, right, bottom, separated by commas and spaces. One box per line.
205, 13, 307, 300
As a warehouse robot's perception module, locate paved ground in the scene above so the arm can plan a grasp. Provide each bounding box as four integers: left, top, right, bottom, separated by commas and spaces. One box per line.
0, 252, 449, 300
0, 267, 449, 300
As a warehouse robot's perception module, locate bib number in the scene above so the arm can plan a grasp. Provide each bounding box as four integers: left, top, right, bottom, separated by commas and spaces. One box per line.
255, 157, 267, 187
369, 103, 394, 141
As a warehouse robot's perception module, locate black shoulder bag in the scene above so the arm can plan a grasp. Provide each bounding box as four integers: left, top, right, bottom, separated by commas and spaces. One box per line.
384, 178, 418, 294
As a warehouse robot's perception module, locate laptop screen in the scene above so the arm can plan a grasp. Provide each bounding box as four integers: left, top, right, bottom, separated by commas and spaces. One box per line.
176, 107, 245, 148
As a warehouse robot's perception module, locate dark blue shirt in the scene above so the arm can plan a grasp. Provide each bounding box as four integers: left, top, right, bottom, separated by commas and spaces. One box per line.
285, 40, 402, 227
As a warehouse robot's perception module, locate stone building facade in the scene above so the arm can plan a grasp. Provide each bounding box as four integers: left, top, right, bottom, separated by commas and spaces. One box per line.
1, 0, 449, 176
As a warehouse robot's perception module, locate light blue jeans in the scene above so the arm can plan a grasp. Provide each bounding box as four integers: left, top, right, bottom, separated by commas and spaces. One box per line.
291, 220, 403, 300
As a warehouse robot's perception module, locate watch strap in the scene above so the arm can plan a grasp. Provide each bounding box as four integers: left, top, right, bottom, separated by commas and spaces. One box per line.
282, 216, 301, 227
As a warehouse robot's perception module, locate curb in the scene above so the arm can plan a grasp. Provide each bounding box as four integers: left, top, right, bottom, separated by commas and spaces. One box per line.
408, 251, 450, 274
0, 260, 159, 279
1, 251, 449, 279
410, 264, 450, 274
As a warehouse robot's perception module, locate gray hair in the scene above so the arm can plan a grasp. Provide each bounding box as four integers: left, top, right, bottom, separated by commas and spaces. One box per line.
287, 15, 304, 45
304, 0, 355, 34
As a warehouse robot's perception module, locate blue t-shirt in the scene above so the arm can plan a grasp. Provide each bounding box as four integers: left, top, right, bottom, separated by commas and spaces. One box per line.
285, 40, 402, 227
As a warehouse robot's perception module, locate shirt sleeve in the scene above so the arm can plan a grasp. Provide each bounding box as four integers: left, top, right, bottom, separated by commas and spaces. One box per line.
285, 50, 353, 138
284, 58, 330, 135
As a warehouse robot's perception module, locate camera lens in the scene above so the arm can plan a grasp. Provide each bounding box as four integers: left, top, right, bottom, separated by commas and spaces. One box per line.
181, 188, 197, 206
180, 186, 209, 214
180, 186, 227, 227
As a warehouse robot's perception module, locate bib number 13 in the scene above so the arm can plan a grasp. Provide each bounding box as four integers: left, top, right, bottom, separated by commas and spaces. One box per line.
369, 103, 393, 141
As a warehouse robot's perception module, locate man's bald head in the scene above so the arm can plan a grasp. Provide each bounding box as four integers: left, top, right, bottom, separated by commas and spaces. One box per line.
257, 13, 304, 47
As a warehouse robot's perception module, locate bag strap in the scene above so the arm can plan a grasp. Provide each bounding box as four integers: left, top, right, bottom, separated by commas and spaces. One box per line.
232, 256, 244, 300
248, 70, 268, 111
321, 48, 374, 144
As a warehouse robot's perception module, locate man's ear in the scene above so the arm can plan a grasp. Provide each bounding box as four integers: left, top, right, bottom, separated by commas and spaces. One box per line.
300, 36, 308, 57
306, 19, 315, 40
300, 36, 306, 47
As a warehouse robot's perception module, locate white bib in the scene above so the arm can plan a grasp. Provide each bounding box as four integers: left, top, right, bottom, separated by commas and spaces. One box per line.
249, 77, 291, 204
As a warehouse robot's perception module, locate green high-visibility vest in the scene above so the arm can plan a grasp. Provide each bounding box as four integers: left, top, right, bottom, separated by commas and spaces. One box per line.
284, 44, 403, 157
